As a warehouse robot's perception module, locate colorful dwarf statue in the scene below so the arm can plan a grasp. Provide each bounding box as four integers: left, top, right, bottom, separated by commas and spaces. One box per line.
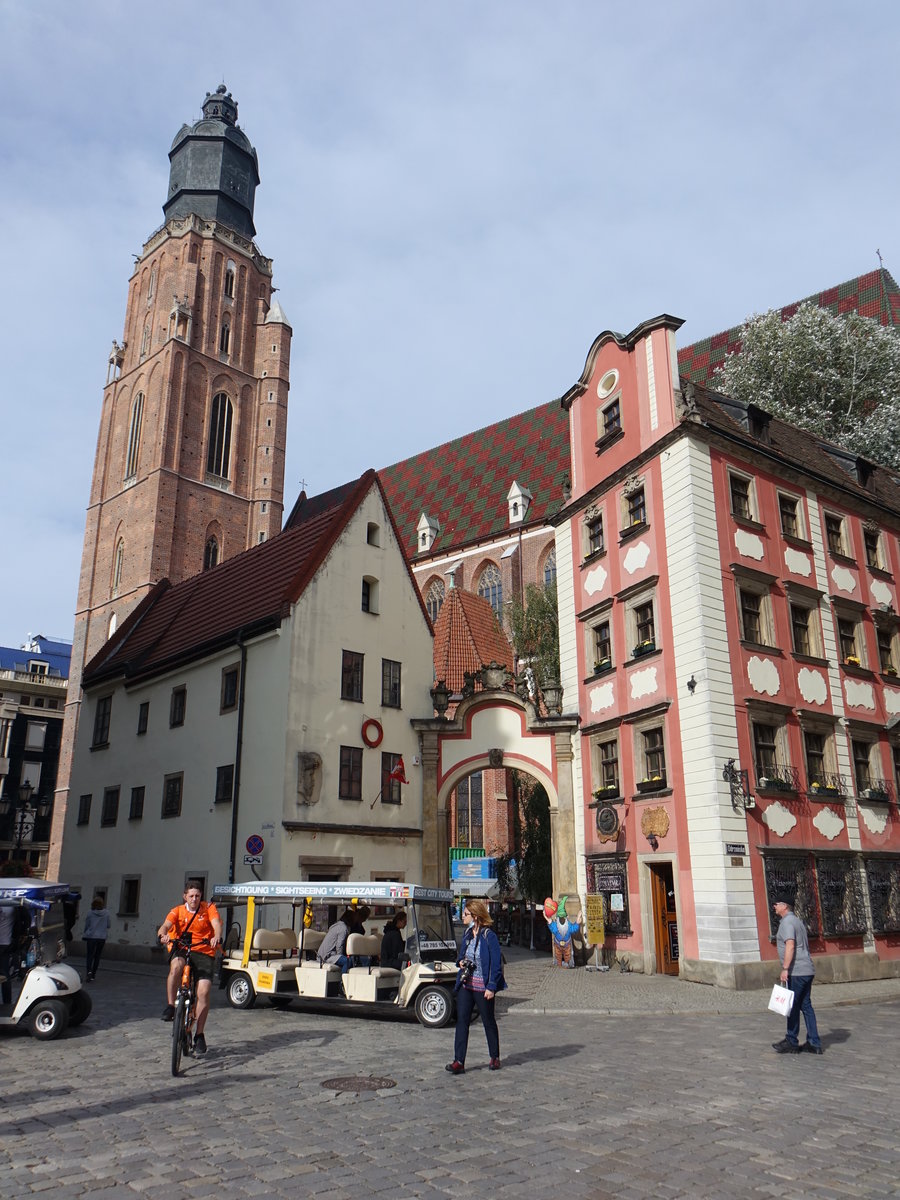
543, 894, 575, 968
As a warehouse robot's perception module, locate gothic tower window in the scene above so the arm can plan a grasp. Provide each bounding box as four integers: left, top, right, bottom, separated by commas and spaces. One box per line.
425, 578, 445, 622
207, 393, 233, 479
140, 324, 150, 358
204, 537, 219, 571
124, 392, 144, 480
477, 563, 503, 616
224, 262, 235, 299
219, 320, 231, 355
543, 546, 557, 586
112, 539, 125, 598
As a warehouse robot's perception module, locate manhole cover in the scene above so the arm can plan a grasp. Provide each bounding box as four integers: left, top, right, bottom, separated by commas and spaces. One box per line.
321, 1075, 396, 1093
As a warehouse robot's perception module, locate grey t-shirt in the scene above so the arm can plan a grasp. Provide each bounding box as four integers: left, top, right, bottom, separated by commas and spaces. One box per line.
777, 911, 815, 977
317, 920, 349, 963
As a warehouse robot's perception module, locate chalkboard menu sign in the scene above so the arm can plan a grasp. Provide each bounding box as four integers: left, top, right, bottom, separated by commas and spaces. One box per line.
586, 856, 631, 935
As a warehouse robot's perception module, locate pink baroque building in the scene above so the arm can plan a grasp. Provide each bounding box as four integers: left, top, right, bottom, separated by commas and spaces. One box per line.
554, 315, 900, 987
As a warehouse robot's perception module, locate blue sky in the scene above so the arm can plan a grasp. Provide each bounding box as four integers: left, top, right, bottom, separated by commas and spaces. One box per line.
1, 1, 898, 646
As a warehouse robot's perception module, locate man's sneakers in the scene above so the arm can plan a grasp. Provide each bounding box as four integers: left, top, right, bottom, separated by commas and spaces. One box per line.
802, 1042, 824, 1055
444, 1060, 465, 1075
162, 1004, 175, 1021
488, 1058, 501, 1071
772, 1038, 801, 1054
194, 1033, 207, 1055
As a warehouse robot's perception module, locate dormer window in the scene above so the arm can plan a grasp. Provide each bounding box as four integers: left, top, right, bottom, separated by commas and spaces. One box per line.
507, 481, 532, 525
417, 512, 440, 553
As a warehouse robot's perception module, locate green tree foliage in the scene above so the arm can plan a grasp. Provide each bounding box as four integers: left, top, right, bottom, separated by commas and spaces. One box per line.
714, 302, 900, 468
512, 773, 552, 904
507, 580, 560, 684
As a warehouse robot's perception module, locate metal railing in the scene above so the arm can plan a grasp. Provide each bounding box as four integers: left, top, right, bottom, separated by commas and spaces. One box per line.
754, 762, 802, 793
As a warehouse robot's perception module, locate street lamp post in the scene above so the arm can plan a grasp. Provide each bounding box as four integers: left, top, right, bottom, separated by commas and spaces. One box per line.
0, 781, 51, 855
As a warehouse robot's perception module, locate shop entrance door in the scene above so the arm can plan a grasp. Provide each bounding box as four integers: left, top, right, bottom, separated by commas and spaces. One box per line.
650, 863, 679, 975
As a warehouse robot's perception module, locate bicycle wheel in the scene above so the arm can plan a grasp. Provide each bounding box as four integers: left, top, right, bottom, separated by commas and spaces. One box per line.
171, 996, 187, 1076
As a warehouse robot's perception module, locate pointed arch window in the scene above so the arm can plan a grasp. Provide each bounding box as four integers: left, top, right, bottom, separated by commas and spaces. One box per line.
124, 392, 144, 480
425, 579, 445, 623
543, 546, 557, 586
477, 563, 503, 616
207, 393, 233, 479
204, 537, 219, 571
219, 320, 230, 355
224, 261, 236, 299
140, 324, 150, 358
112, 539, 125, 598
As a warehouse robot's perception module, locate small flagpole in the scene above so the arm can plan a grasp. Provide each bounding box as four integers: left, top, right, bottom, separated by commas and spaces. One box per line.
369, 788, 384, 811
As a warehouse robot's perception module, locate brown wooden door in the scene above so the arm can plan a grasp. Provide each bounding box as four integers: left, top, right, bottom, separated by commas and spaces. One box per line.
650, 863, 679, 975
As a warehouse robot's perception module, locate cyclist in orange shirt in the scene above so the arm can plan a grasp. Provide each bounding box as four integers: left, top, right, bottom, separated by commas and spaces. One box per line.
157, 881, 222, 1054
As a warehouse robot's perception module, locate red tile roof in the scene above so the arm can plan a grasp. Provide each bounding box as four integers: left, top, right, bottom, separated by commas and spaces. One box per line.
380, 270, 900, 561
432, 588, 513, 694
83, 472, 378, 687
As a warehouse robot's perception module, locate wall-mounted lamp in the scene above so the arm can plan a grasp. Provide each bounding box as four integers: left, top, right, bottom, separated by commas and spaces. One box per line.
687, 675, 697, 694
722, 758, 754, 811
646, 833, 659, 851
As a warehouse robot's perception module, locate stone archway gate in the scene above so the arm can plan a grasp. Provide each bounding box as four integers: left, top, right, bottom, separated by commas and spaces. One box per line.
412, 684, 580, 895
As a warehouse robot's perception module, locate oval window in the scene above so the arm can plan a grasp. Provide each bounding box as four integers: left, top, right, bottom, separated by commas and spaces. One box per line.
597, 369, 619, 399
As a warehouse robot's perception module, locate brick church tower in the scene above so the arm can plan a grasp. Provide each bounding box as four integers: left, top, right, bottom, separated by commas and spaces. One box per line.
49, 86, 291, 873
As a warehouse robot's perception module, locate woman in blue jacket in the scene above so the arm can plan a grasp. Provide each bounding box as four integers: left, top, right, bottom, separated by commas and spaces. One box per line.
446, 898, 507, 1074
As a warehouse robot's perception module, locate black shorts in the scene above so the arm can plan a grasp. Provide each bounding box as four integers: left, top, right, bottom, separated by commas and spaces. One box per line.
171, 949, 216, 981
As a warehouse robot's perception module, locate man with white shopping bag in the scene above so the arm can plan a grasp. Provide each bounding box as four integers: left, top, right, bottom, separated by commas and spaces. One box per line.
771, 887, 823, 1055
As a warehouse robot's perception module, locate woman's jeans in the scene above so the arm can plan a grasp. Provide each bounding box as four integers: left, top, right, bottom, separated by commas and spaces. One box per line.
454, 986, 499, 1062
786, 974, 821, 1047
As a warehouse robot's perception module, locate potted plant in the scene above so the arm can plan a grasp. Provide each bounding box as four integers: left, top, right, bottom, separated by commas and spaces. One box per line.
637, 774, 665, 792
862, 786, 889, 802
633, 639, 656, 657
593, 657, 612, 674
844, 655, 861, 667
885, 666, 897, 677
593, 784, 619, 800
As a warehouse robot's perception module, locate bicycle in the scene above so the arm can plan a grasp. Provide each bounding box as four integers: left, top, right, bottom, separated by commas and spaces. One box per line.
166, 933, 206, 1076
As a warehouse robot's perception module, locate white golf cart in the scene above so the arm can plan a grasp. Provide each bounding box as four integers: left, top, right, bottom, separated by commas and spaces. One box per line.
213, 880, 459, 1028
0, 878, 91, 1040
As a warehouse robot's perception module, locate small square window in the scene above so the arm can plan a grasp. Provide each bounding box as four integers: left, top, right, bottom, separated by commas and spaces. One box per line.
601, 399, 621, 438
341, 650, 364, 702
221, 666, 239, 713
162, 773, 183, 819
77, 794, 92, 826
137, 702, 149, 735
169, 687, 186, 728
381, 659, 401, 708
215, 764, 234, 804
592, 621, 612, 672
129, 786, 145, 820
339, 746, 363, 800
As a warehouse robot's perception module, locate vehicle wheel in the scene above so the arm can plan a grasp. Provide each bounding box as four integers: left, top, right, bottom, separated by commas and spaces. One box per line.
27, 999, 70, 1041
171, 998, 187, 1076
226, 972, 256, 1009
414, 985, 453, 1029
68, 989, 93, 1027
268, 996, 292, 1009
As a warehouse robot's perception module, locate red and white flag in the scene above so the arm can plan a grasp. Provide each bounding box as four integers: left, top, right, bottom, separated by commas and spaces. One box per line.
389, 757, 409, 784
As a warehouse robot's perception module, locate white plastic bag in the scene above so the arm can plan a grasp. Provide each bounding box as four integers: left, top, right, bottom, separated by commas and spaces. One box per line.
768, 983, 794, 1016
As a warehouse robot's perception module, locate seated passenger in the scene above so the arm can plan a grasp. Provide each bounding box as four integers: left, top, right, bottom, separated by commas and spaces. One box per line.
380, 912, 408, 970
317, 912, 355, 974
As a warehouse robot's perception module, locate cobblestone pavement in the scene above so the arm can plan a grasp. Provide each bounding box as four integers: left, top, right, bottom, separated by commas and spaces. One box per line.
2, 955, 899, 1200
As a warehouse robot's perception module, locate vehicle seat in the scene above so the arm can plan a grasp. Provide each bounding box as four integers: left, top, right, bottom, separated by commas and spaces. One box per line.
298, 928, 325, 959
250, 928, 297, 970
344, 933, 401, 1001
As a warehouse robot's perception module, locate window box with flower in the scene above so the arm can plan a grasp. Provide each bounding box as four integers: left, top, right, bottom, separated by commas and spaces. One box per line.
809, 780, 841, 798
592, 784, 620, 802
843, 655, 861, 667
632, 640, 657, 658
636, 774, 666, 793
593, 657, 613, 675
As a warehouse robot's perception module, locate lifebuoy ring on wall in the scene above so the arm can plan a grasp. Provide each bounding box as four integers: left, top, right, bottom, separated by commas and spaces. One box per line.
361, 718, 383, 748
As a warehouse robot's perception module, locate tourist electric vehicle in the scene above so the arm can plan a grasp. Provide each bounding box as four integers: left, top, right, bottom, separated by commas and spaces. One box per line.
213, 881, 459, 1028
0, 878, 91, 1040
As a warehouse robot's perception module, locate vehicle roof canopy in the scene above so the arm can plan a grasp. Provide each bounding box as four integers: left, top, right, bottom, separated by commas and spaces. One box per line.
211, 880, 454, 905
0, 879, 76, 903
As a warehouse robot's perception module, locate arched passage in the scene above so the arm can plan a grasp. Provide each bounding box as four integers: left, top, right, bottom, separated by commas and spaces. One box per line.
413, 690, 579, 902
